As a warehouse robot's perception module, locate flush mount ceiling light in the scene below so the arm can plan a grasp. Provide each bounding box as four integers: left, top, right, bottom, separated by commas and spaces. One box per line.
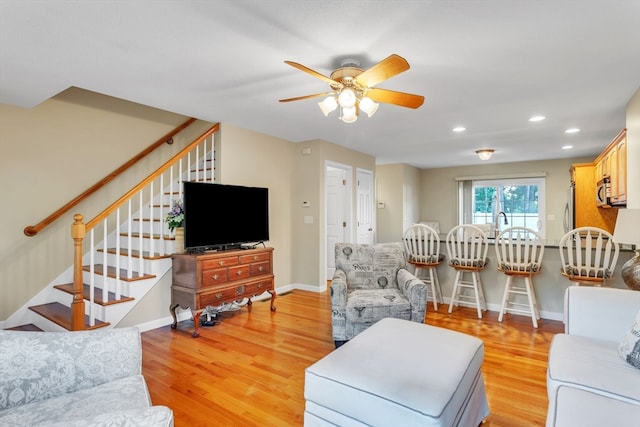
452, 126, 466, 132
565, 128, 581, 134
529, 115, 546, 122
279, 54, 424, 124
475, 149, 494, 160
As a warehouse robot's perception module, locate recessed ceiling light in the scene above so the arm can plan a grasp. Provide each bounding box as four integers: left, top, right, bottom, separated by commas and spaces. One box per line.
562, 145, 573, 150
452, 126, 466, 132
529, 115, 546, 122
565, 128, 580, 134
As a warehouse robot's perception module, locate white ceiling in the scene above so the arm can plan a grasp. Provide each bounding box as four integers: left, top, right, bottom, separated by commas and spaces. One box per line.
1, 1, 639, 168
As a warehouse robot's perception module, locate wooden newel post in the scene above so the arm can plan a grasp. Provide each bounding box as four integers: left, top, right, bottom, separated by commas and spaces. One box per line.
71, 214, 86, 330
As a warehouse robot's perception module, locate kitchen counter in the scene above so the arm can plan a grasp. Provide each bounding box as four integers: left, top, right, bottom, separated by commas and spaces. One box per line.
421, 235, 635, 321
436, 233, 635, 250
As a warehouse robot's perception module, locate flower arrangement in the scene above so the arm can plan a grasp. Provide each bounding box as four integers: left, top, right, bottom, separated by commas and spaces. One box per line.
166, 200, 184, 232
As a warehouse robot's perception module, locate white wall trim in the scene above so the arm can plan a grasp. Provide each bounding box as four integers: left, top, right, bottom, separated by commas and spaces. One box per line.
456, 171, 547, 181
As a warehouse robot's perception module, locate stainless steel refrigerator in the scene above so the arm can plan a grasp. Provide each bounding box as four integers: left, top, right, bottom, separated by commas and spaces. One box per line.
563, 182, 575, 234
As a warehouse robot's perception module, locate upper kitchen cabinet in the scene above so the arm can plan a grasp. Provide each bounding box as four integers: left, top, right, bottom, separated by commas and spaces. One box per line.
595, 129, 627, 206
571, 163, 617, 233
610, 129, 627, 205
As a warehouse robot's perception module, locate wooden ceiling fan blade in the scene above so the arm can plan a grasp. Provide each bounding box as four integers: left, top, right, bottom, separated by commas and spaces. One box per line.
279, 92, 334, 103
284, 61, 342, 87
367, 88, 425, 109
355, 54, 410, 88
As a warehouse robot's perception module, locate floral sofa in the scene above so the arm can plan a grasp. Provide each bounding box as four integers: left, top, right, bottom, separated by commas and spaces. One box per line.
330, 242, 427, 347
0, 327, 173, 427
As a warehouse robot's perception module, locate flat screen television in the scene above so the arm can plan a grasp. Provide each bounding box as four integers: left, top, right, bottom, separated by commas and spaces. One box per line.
183, 181, 269, 252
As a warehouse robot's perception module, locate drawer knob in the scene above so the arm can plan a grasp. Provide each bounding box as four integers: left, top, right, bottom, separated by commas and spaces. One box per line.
258, 266, 264, 272
218, 260, 225, 266
236, 285, 245, 295
212, 274, 219, 280
257, 283, 263, 288
215, 293, 223, 299
253, 255, 258, 261
236, 270, 243, 276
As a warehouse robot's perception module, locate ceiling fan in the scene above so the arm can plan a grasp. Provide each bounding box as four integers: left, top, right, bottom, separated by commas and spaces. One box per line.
279, 54, 425, 123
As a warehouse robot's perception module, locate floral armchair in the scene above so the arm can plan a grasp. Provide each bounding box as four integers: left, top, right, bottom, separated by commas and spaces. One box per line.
330, 242, 428, 347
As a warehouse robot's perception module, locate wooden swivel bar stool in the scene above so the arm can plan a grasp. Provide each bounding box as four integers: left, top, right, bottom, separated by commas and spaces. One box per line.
495, 227, 544, 328
446, 225, 489, 318
559, 227, 619, 286
403, 224, 444, 310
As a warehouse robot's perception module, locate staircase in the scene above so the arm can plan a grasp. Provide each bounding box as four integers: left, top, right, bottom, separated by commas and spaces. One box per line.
5, 123, 219, 331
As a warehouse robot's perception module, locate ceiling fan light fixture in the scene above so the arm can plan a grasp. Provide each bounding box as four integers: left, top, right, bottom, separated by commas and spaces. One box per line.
318, 96, 338, 116
281, 54, 423, 124
338, 88, 357, 109
359, 96, 379, 117
475, 149, 494, 160
340, 106, 358, 123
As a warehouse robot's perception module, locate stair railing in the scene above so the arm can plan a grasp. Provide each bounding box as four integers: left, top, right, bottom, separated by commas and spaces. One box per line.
24, 118, 197, 237
69, 123, 219, 330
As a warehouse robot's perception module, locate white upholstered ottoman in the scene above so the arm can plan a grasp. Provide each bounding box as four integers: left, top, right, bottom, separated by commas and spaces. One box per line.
304, 317, 489, 427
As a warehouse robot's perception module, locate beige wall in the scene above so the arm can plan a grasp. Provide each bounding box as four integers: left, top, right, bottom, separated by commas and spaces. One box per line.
375, 163, 422, 242
626, 86, 640, 209
403, 164, 422, 232
0, 88, 200, 320
120, 124, 298, 327
375, 164, 404, 242
418, 157, 594, 241
217, 124, 295, 289
291, 139, 376, 287
0, 88, 373, 323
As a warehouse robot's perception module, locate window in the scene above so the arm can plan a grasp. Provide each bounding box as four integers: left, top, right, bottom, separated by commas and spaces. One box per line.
458, 176, 546, 237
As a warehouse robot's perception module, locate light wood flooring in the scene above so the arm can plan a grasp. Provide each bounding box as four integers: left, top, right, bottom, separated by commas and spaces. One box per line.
141, 290, 563, 426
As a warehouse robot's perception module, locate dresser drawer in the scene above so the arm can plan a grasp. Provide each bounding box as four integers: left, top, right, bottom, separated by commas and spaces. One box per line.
246, 278, 273, 296
201, 267, 228, 287
228, 264, 251, 281
198, 285, 244, 307
250, 260, 271, 276
201, 256, 239, 270
239, 252, 271, 264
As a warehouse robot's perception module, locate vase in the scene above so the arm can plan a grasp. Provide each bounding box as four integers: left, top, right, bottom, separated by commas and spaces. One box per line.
174, 227, 184, 253
621, 251, 640, 291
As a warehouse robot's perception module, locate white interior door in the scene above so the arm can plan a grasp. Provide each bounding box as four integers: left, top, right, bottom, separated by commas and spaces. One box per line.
357, 169, 374, 244
326, 164, 351, 280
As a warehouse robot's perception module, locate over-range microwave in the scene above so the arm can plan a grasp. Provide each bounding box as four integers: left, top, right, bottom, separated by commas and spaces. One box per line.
596, 177, 611, 207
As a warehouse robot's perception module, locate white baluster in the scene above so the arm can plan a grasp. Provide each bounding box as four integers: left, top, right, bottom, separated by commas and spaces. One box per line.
127, 199, 133, 279
196, 144, 200, 182
149, 181, 154, 259
138, 190, 144, 275
102, 221, 108, 310
115, 208, 121, 300
89, 229, 95, 327
187, 152, 191, 182
159, 173, 165, 259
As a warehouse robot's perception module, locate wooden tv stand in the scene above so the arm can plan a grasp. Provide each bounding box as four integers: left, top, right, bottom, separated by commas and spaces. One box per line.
170, 247, 275, 337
